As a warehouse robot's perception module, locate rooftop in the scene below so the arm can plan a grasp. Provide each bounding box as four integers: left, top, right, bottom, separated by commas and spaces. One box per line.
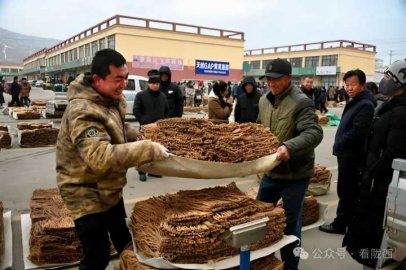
244, 40, 376, 56
24, 14, 245, 62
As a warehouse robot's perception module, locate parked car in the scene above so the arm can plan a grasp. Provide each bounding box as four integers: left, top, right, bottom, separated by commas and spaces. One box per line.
53, 83, 67, 92
45, 75, 148, 115
43, 81, 53, 90
123, 75, 148, 114
35, 80, 44, 87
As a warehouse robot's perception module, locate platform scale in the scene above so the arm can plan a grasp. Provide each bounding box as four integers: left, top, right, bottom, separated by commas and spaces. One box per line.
222, 217, 270, 270
377, 159, 406, 269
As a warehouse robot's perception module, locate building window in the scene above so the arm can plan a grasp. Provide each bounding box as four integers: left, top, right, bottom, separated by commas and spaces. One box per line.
79, 46, 84, 59
321, 55, 338, 66
250, 60, 260, 70
85, 44, 90, 57
322, 76, 337, 88
99, 38, 106, 50
73, 48, 78, 60
107, 35, 115, 49
68, 50, 74, 61
262, 59, 273, 69
10, 68, 18, 73
1, 68, 9, 72
305, 56, 319, 67
289, 57, 302, 68
64, 51, 69, 63
92, 41, 98, 56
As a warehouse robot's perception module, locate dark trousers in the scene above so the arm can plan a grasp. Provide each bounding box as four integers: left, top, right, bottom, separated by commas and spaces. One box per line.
20, 96, 31, 107
194, 99, 202, 107
318, 102, 328, 113
314, 101, 320, 111
334, 157, 361, 228
257, 175, 310, 270
74, 198, 131, 270
10, 94, 21, 106
0, 92, 4, 106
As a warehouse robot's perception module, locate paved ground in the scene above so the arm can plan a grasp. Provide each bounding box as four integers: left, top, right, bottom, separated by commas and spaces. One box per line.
0, 88, 400, 270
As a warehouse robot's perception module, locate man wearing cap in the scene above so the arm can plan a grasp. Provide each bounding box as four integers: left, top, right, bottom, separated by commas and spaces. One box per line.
256, 58, 323, 270
133, 69, 169, 181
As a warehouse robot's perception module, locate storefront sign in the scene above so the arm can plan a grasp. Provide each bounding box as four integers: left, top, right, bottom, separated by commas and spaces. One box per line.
195, 60, 229, 76
316, 66, 337, 75
132, 55, 184, 70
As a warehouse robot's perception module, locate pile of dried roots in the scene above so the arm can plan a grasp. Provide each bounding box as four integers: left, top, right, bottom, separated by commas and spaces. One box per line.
141, 118, 279, 162
130, 183, 286, 264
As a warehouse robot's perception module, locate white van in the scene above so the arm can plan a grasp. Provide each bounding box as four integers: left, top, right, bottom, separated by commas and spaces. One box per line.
50, 75, 148, 115
123, 75, 148, 114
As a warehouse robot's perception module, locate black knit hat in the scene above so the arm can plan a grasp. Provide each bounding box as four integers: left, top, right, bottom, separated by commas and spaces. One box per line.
147, 69, 160, 83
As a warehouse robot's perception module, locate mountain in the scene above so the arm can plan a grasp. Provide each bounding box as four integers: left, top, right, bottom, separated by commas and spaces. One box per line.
0, 28, 60, 65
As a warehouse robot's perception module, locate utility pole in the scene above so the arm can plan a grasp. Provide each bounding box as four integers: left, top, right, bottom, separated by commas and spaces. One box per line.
389, 50, 393, 65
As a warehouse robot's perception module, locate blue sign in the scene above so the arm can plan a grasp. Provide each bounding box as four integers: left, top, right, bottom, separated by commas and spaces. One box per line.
195, 60, 229, 76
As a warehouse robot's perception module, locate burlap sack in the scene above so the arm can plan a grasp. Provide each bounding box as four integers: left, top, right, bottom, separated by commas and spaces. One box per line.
138, 153, 280, 179
306, 173, 332, 196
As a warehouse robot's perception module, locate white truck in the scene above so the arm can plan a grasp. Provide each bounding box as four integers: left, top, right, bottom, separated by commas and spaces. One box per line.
123, 75, 148, 115
49, 75, 148, 115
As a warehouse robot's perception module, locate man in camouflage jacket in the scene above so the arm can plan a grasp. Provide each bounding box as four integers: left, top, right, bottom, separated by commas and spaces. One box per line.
56, 49, 168, 270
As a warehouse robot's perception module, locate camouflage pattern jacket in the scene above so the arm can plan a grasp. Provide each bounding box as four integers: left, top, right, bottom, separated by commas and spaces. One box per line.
56, 74, 157, 220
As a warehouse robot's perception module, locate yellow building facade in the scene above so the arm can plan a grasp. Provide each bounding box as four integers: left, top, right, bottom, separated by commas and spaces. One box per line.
243, 40, 376, 87
0, 64, 24, 81
21, 15, 244, 83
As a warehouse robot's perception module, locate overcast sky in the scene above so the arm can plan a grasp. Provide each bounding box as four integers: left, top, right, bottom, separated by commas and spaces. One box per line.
1, 0, 405, 65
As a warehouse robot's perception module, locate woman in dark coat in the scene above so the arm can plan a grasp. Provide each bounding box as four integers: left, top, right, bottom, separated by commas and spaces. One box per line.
344, 59, 406, 269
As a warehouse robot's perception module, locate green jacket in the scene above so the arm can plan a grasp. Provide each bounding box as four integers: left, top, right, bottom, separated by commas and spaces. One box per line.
56, 74, 161, 220
257, 84, 323, 179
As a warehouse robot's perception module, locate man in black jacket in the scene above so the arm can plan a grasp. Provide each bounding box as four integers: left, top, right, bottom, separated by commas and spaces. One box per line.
320, 69, 375, 234
234, 76, 261, 123
133, 69, 169, 181
300, 76, 315, 107
9, 76, 21, 106
159, 66, 183, 118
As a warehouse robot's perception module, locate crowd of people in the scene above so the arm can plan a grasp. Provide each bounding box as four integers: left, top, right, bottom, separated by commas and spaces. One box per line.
0, 76, 32, 108
133, 55, 406, 270
3, 48, 404, 270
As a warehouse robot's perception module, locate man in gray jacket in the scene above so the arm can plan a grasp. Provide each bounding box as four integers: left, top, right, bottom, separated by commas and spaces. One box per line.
257, 58, 323, 270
